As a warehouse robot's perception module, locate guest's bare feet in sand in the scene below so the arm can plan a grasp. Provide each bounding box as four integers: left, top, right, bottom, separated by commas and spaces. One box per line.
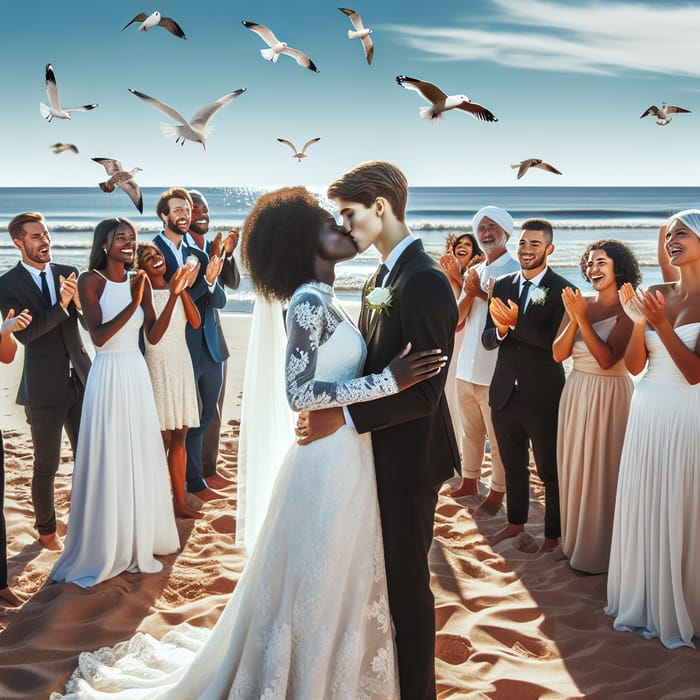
38, 532, 62, 550
206, 473, 232, 490
488, 522, 523, 546
450, 477, 480, 498
0, 586, 22, 606
175, 504, 202, 519
469, 489, 504, 516
191, 487, 225, 502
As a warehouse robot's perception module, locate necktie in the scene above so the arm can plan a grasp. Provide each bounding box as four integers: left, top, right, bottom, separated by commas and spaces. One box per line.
39, 270, 52, 307
374, 263, 389, 288
518, 279, 532, 309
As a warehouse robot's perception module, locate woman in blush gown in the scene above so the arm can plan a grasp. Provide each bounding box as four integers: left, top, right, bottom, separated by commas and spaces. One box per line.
53, 187, 446, 699
605, 209, 700, 649
48, 218, 183, 589
553, 240, 639, 574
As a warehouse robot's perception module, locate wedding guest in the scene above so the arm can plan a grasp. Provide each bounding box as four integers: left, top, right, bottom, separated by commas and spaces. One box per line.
0, 213, 91, 551
0, 307, 32, 606
658, 220, 681, 283
483, 218, 575, 551
606, 210, 700, 649
553, 240, 640, 573
186, 189, 241, 490
153, 188, 226, 502
451, 207, 519, 514
49, 218, 180, 587
138, 242, 202, 519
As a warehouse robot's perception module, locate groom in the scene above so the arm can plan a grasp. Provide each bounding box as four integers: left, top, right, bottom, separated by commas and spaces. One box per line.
299, 161, 459, 699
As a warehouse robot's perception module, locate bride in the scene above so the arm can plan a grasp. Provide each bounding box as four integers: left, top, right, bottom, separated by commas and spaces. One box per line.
54, 187, 446, 699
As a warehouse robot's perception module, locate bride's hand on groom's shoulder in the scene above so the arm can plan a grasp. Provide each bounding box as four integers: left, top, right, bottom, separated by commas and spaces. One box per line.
388, 342, 447, 391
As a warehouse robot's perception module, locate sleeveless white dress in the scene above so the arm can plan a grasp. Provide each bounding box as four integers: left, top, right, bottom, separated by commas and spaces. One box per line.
53, 280, 400, 699
48, 274, 180, 588
605, 322, 700, 649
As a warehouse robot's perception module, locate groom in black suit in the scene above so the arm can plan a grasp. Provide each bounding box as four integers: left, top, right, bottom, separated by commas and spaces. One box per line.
299, 162, 460, 700
0, 212, 90, 550
482, 218, 575, 550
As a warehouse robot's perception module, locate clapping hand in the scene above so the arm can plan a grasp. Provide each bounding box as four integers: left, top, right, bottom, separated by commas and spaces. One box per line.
205, 254, 224, 285
462, 268, 483, 297
466, 253, 485, 269
388, 342, 447, 391
169, 266, 189, 296
1, 308, 32, 336
222, 228, 239, 256
130, 270, 147, 305
439, 253, 462, 285
637, 287, 667, 329
489, 296, 518, 334
561, 287, 586, 324
619, 283, 646, 325
58, 272, 78, 309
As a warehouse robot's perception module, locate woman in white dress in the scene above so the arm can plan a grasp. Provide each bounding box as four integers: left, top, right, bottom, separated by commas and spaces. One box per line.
605, 209, 700, 649
138, 241, 202, 519
48, 218, 182, 588
53, 188, 446, 698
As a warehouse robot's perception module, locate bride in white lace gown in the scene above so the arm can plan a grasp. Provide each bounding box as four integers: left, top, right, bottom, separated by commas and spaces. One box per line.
606, 210, 700, 649
53, 188, 446, 698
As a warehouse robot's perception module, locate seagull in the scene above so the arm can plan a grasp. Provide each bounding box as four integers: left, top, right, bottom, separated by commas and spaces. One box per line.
640, 101, 691, 126
92, 158, 143, 213
277, 137, 321, 161
40, 64, 98, 122
50, 143, 78, 155
128, 87, 246, 149
511, 159, 562, 180
122, 11, 186, 39
338, 8, 373, 65
241, 21, 319, 72
395, 76, 497, 123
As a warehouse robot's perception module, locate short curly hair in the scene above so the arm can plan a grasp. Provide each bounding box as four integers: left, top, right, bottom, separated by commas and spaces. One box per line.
241, 186, 324, 302
579, 239, 642, 288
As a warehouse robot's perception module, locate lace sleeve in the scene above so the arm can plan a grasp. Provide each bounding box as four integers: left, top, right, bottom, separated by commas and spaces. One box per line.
285, 291, 398, 412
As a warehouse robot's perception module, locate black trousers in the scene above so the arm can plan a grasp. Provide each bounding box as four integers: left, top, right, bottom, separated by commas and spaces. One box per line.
24, 378, 82, 535
201, 358, 227, 478
491, 388, 561, 539
377, 482, 440, 700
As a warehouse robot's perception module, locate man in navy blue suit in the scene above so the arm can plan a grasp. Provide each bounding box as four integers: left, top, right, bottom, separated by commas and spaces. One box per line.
153, 188, 227, 502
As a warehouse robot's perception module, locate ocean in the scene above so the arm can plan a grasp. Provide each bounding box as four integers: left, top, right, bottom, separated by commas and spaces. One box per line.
1, 186, 697, 312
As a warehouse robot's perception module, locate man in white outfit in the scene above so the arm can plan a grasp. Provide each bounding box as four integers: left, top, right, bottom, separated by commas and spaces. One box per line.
451, 206, 520, 514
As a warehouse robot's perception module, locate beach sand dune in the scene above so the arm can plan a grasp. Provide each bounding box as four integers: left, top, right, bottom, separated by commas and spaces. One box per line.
1, 316, 698, 699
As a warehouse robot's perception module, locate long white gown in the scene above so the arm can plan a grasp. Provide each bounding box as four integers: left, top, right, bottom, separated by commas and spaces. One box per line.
48, 274, 180, 588
53, 280, 400, 699
605, 322, 700, 649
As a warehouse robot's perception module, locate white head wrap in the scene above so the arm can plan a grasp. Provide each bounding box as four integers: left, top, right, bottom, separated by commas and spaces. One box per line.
671, 209, 700, 237
471, 205, 514, 237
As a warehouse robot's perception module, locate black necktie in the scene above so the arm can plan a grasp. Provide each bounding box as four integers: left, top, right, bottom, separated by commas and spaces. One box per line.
39, 270, 52, 306
518, 279, 531, 309
374, 263, 389, 288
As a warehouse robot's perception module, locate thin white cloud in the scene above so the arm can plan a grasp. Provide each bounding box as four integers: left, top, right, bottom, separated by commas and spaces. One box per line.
381, 1, 700, 78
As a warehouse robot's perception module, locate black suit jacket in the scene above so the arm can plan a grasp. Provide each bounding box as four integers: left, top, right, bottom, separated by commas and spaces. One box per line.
482, 268, 575, 413
0, 262, 90, 407
348, 239, 460, 492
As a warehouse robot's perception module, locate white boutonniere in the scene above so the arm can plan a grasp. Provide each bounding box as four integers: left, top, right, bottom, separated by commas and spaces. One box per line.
365, 285, 396, 314
529, 286, 548, 306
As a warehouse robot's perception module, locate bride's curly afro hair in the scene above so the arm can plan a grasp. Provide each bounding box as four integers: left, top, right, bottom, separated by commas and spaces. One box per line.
242, 186, 324, 302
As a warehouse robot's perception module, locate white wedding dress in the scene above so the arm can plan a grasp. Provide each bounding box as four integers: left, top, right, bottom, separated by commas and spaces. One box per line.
605, 322, 700, 649
53, 280, 400, 699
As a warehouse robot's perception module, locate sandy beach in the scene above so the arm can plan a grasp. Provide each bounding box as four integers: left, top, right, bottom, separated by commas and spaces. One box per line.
0, 313, 698, 699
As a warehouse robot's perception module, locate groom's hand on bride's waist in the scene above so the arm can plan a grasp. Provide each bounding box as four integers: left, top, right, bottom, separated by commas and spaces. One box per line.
296, 408, 344, 445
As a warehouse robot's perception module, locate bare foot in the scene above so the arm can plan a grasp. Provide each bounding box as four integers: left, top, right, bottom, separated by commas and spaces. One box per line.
449, 478, 480, 498
541, 537, 559, 552
468, 489, 505, 517
175, 505, 203, 519
38, 532, 62, 550
488, 523, 524, 546
205, 474, 232, 490
191, 487, 225, 502
0, 587, 22, 606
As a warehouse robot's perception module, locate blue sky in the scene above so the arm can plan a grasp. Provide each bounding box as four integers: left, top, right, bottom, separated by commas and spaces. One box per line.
0, 0, 698, 188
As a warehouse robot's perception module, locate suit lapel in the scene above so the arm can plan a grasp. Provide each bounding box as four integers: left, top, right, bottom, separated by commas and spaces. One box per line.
14, 263, 46, 309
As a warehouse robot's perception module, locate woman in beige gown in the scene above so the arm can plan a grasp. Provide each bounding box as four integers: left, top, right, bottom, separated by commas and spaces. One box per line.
553, 240, 640, 573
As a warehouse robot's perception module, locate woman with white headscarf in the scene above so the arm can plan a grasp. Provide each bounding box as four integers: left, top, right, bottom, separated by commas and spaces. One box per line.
605, 209, 700, 649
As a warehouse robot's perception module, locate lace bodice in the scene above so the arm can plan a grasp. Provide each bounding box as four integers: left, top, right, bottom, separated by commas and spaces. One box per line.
643, 322, 700, 386
94, 273, 143, 353
285, 281, 398, 412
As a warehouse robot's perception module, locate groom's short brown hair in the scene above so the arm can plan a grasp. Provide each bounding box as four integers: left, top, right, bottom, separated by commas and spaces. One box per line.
327, 161, 408, 222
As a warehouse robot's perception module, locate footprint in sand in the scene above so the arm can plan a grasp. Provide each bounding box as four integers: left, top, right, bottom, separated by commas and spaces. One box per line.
435, 633, 472, 665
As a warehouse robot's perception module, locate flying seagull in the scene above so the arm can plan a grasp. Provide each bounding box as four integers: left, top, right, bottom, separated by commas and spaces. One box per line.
40, 64, 98, 122
640, 101, 691, 126
50, 143, 78, 155
92, 158, 143, 213
511, 159, 562, 180
338, 8, 373, 65
241, 21, 319, 72
128, 87, 246, 149
122, 11, 186, 39
395, 75, 497, 123
277, 137, 321, 161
